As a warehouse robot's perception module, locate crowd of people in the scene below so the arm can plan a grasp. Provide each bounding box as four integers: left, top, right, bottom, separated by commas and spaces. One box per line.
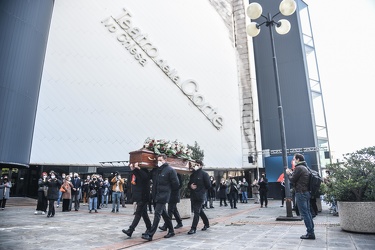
34, 171, 128, 216
27, 152, 322, 241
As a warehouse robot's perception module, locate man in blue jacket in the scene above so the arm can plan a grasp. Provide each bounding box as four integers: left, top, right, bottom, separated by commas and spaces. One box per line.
187, 160, 211, 235
141, 154, 180, 241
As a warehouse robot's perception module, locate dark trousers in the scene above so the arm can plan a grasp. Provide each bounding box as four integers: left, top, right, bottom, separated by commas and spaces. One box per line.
148, 203, 173, 236
191, 200, 209, 230
163, 202, 182, 226
36, 191, 48, 212
310, 197, 318, 216
48, 199, 56, 216
0, 198, 7, 208
260, 189, 268, 206
72, 192, 80, 210
228, 192, 237, 208
129, 201, 152, 231
281, 188, 286, 206
220, 198, 227, 206
62, 199, 70, 212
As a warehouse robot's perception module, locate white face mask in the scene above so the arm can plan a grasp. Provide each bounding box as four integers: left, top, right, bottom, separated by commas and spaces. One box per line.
194, 165, 200, 171
51, 175, 55, 179
62, 175, 66, 179
157, 161, 163, 167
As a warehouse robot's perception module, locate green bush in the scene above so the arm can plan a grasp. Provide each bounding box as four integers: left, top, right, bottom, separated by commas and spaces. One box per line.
325, 146, 375, 202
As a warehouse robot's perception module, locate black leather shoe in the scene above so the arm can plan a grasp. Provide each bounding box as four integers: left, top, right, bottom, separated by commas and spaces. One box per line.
187, 229, 196, 235
141, 234, 152, 241
122, 229, 133, 237
159, 225, 167, 231
300, 234, 316, 240
174, 223, 183, 229
164, 232, 175, 238
202, 225, 210, 231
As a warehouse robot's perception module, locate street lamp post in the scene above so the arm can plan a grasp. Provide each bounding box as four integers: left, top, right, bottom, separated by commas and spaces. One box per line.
246, 0, 297, 219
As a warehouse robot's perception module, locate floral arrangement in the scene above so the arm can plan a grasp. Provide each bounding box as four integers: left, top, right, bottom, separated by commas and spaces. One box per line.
143, 138, 193, 160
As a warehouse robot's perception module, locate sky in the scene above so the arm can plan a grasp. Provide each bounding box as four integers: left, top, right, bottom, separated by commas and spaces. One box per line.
305, 0, 375, 159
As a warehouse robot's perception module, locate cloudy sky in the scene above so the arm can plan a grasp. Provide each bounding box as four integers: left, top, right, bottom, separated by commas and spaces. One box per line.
305, 0, 375, 158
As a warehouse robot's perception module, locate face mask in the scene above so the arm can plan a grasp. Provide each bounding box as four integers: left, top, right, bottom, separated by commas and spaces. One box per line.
51, 175, 55, 179
87, 177, 90, 180
157, 161, 163, 167
43, 175, 47, 179
74, 176, 78, 178
62, 175, 66, 179
194, 166, 200, 171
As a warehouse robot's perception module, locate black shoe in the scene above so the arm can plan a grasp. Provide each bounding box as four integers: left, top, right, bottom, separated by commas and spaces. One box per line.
116, 209, 119, 213
89, 210, 92, 213
141, 234, 152, 241
51, 214, 54, 217
280, 205, 284, 207
95, 210, 98, 213
142, 229, 150, 236
234, 207, 237, 209
224, 204, 228, 206
75, 209, 78, 211
210, 206, 214, 208
187, 229, 196, 235
111, 209, 115, 213
202, 225, 210, 231
300, 234, 316, 240
164, 232, 175, 238
159, 225, 167, 231
174, 223, 183, 229
122, 229, 133, 237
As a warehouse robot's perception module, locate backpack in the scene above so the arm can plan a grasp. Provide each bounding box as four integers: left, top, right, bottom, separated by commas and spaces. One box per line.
305, 166, 322, 198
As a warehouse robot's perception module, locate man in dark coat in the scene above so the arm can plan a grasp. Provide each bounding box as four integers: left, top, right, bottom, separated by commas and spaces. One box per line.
286, 153, 315, 240
258, 173, 268, 208
159, 173, 183, 231
187, 160, 211, 235
71, 173, 82, 211
122, 162, 152, 237
141, 154, 180, 241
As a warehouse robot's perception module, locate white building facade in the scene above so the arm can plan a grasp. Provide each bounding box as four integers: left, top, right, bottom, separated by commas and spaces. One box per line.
30, 0, 259, 170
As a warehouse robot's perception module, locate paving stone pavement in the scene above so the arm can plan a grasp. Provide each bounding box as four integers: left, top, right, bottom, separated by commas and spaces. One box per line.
0, 198, 374, 249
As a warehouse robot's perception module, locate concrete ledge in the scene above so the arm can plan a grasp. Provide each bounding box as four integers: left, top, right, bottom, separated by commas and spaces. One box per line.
338, 201, 375, 233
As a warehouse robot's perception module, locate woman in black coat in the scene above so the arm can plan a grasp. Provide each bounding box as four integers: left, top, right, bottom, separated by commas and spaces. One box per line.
218, 178, 228, 206
45, 171, 62, 217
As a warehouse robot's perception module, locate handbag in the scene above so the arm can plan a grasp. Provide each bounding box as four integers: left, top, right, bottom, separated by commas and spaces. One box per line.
60, 185, 66, 193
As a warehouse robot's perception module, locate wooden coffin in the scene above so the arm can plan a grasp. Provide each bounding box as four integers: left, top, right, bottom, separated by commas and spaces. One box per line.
129, 147, 193, 174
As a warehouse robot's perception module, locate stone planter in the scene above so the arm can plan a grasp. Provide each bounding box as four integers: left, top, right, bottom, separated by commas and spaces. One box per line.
177, 198, 191, 219
338, 201, 375, 233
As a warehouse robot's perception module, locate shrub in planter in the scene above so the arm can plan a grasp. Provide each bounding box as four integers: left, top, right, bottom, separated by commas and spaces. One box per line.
325, 146, 375, 233
325, 146, 375, 202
